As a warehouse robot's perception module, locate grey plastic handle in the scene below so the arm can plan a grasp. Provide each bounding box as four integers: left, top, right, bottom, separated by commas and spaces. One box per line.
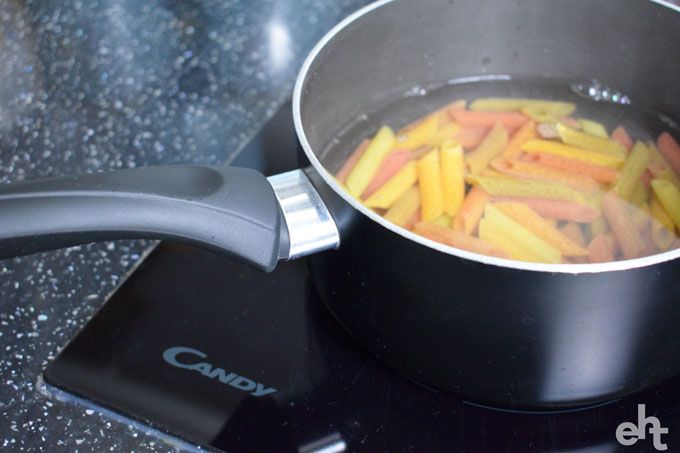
0, 166, 286, 271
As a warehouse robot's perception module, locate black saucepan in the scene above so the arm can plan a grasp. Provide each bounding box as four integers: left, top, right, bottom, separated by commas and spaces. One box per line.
1, 0, 680, 409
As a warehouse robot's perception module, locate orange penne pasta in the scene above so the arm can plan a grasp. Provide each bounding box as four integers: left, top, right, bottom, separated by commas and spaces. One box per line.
449, 109, 528, 132
601, 192, 644, 259
560, 222, 586, 247
520, 152, 619, 184
336, 139, 369, 183
452, 187, 489, 235
414, 222, 508, 258
503, 121, 538, 158
404, 209, 421, 230
657, 131, 680, 176
466, 123, 508, 175
362, 150, 412, 199
489, 196, 601, 223
439, 99, 467, 124
494, 202, 589, 256
612, 126, 634, 152
452, 126, 489, 149
587, 233, 616, 263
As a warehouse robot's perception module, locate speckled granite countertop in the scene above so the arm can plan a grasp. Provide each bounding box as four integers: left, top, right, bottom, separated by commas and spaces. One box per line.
0, 1, 367, 450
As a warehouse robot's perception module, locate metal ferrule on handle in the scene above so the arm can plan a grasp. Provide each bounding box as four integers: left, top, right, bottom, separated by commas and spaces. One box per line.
268, 170, 340, 260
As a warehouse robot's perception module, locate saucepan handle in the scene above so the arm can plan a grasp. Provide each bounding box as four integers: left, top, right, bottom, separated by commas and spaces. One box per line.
0, 166, 339, 271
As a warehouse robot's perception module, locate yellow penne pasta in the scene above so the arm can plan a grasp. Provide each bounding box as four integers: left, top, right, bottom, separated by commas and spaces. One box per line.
646, 144, 680, 188
418, 149, 445, 222
658, 168, 680, 191
479, 218, 538, 262
651, 179, 680, 230
346, 126, 396, 197
440, 141, 466, 217
503, 121, 538, 158
481, 204, 562, 263
466, 123, 508, 175
521, 107, 559, 124
431, 213, 452, 227
556, 124, 625, 158
364, 161, 418, 209
395, 113, 438, 150
384, 186, 421, 227
494, 202, 590, 256
577, 119, 609, 138
430, 122, 461, 147
615, 142, 651, 200
629, 181, 649, 208
521, 139, 624, 168
469, 98, 576, 116
468, 175, 586, 204
491, 158, 601, 193
650, 194, 676, 250
589, 216, 609, 238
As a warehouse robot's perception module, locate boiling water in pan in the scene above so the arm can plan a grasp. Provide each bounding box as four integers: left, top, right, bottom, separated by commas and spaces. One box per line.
320, 77, 680, 265
321, 77, 679, 170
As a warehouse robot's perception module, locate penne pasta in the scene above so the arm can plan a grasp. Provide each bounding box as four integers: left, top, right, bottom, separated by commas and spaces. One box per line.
449, 109, 528, 132
338, 95, 680, 264
453, 187, 489, 235
601, 192, 644, 259
556, 123, 625, 158
364, 161, 418, 209
521, 139, 625, 168
503, 121, 538, 158
468, 175, 586, 204
440, 141, 466, 217
615, 142, 651, 200
384, 186, 421, 227
469, 98, 576, 116
337, 139, 370, 183
494, 202, 590, 256
651, 179, 680, 230
481, 204, 562, 263
466, 123, 509, 175
414, 222, 508, 258
611, 126, 634, 152
346, 126, 396, 197
362, 150, 412, 199
396, 113, 439, 149
577, 119, 609, 138
417, 149, 446, 222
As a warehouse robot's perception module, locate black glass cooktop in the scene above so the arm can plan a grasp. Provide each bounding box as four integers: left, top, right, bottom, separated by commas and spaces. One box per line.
44, 100, 680, 452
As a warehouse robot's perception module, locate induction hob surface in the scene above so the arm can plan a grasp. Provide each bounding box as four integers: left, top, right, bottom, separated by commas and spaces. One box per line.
43, 101, 680, 452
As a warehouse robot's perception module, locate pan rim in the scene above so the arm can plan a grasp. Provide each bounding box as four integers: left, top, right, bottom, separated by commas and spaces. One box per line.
292, 0, 680, 275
